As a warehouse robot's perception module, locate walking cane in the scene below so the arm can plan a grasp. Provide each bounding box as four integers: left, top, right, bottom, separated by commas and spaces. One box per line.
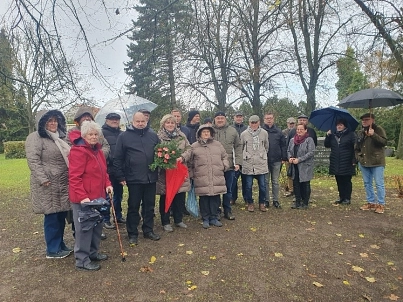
108, 191, 126, 262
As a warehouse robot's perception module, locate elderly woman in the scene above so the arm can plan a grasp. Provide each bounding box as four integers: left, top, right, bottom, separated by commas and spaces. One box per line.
324, 119, 356, 205
187, 124, 229, 229
69, 121, 113, 271
25, 110, 72, 259
156, 114, 191, 232
288, 123, 315, 209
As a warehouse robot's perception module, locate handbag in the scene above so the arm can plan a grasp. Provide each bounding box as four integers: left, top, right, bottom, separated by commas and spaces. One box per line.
287, 164, 293, 177
186, 180, 199, 217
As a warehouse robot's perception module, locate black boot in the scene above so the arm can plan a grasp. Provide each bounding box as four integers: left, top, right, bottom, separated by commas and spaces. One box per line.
291, 201, 301, 209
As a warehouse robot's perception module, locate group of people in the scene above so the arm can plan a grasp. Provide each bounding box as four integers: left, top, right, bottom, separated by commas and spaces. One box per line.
25, 105, 387, 271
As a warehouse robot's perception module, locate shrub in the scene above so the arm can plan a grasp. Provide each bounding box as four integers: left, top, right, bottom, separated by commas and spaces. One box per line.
4, 141, 26, 159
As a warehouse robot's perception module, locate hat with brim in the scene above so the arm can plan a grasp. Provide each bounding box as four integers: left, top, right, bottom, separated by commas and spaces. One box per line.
105, 113, 121, 120
360, 113, 375, 120
249, 115, 260, 123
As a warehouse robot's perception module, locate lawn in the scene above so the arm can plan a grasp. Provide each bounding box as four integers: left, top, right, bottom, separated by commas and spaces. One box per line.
0, 155, 402, 301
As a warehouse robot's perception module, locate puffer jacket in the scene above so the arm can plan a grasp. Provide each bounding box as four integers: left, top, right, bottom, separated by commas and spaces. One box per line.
25, 110, 71, 214
355, 124, 387, 167
68, 130, 111, 203
240, 127, 269, 175
188, 125, 229, 196
156, 129, 191, 195
287, 136, 315, 182
324, 129, 356, 175
212, 121, 242, 169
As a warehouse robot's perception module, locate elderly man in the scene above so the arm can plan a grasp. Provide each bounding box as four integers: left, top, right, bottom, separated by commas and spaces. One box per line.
102, 113, 125, 228
356, 113, 387, 214
262, 112, 287, 208
240, 115, 269, 212
114, 112, 160, 245
212, 111, 242, 220
230, 112, 248, 205
282, 117, 296, 197
286, 114, 317, 147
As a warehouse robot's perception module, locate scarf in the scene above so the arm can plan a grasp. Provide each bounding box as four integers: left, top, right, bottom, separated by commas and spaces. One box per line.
293, 132, 309, 145
163, 128, 178, 139
247, 126, 261, 150
46, 130, 71, 166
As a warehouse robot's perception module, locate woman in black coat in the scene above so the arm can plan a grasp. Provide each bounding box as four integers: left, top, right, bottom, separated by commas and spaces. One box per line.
324, 119, 356, 205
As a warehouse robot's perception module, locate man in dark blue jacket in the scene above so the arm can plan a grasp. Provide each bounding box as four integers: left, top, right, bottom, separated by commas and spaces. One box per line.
114, 112, 160, 245
185, 110, 200, 144
262, 113, 287, 208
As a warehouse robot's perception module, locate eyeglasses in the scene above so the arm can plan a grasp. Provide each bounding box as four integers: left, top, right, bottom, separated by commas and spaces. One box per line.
47, 119, 58, 124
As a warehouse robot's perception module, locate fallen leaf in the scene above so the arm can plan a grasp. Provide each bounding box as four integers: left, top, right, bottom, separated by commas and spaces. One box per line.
370, 244, 380, 249
201, 271, 209, 276
149, 256, 157, 264
310, 221, 316, 225
139, 266, 153, 272
33, 231, 39, 234
178, 243, 185, 247
352, 265, 365, 272
307, 273, 317, 278
250, 227, 257, 232
12, 247, 21, 253
336, 233, 342, 237
343, 280, 350, 285
387, 262, 395, 266
362, 294, 372, 301
209, 256, 216, 260
388, 294, 399, 301
188, 285, 197, 291
274, 252, 283, 258
312, 281, 324, 287
344, 239, 351, 242
186, 251, 193, 255
365, 277, 376, 283
186, 281, 192, 285
338, 252, 344, 255
237, 253, 244, 256
359, 234, 365, 238
159, 290, 166, 294
360, 253, 369, 258
305, 228, 315, 231
327, 222, 332, 225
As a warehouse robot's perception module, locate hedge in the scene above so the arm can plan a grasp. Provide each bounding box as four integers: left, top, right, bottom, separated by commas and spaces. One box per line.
4, 141, 26, 159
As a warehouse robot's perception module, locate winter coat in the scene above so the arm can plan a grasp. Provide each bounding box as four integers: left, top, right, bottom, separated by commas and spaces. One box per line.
185, 122, 200, 144
324, 129, 356, 175
212, 122, 242, 169
287, 137, 315, 182
231, 122, 248, 137
354, 124, 387, 167
240, 127, 269, 175
262, 124, 287, 163
188, 125, 229, 196
287, 127, 318, 147
113, 125, 159, 184
68, 130, 111, 203
156, 129, 191, 195
101, 124, 123, 177
67, 125, 110, 159
25, 110, 71, 215
177, 124, 190, 140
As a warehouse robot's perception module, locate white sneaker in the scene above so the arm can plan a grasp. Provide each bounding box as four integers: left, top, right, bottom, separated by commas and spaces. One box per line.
163, 224, 173, 232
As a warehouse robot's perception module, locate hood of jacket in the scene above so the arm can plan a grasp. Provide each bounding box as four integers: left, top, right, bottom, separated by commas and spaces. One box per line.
36, 109, 67, 139
196, 124, 215, 142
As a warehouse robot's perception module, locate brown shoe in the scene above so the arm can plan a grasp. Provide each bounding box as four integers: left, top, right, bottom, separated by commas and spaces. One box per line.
374, 204, 385, 214
360, 203, 377, 211
259, 204, 267, 212
247, 204, 254, 212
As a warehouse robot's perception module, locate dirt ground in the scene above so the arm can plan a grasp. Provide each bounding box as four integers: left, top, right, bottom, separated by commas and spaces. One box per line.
0, 178, 402, 302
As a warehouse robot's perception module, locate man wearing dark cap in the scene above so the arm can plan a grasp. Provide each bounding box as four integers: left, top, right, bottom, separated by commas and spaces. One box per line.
355, 113, 387, 214
185, 110, 200, 144
102, 113, 125, 228
212, 111, 242, 220
230, 111, 248, 204
286, 114, 317, 147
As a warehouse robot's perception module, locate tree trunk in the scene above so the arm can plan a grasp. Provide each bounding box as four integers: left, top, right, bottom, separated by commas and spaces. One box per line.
396, 117, 403, 159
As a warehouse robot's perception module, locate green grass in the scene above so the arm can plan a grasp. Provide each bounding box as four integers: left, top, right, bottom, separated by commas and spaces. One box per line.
0, 153, 30, 195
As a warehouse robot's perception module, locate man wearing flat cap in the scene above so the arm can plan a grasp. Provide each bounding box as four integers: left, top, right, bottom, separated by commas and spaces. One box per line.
355, 113, 387, 214
102, 113, 125, 228
212, 111, 242, 220
286, 114, 317, 148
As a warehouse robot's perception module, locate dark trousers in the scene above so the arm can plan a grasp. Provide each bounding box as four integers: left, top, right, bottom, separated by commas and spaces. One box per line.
231, 170, 246, 202
335, 175, 352, 200
199, 195, 220, 222
127, 183, 156, 237
159, 192, 185, 225
223, 170, 234, 214
44, 211, 67, 254
101, 176, 124, 221
293, 165, 311, 205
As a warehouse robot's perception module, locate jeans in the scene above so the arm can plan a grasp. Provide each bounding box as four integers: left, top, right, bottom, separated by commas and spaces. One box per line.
266, 161, 281, 203
335, 175, 352, 200
244, 174, 267, 204
159, 192, 185, 225
223, 170, 234, 214
359, 164, 385, 205
231, 170, 247, 202
44, 211, 68, 254
127, 183, 156, 237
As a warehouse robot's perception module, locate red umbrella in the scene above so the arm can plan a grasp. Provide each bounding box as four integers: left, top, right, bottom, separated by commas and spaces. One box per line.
165, 162, 188, 213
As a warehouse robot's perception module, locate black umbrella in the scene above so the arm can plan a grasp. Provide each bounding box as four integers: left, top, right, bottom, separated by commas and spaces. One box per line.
337, 88, 403, 109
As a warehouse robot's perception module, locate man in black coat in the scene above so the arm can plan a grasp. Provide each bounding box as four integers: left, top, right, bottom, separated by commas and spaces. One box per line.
185, 110, 200, 144
114, 112, 160, 245
262, 113, 287, 208
101, 113, 125, 228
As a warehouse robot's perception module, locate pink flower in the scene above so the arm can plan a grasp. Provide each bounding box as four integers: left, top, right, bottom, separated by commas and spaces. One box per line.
157, 148, 163, 152
171, 150, 176, 154
163, 147, 169, 152
164, 154, 170, 159
163, 159, 168, 163
157, 152, 163, 157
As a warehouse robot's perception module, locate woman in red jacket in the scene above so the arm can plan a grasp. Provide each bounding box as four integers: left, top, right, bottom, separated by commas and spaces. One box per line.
69, 121, 113, 271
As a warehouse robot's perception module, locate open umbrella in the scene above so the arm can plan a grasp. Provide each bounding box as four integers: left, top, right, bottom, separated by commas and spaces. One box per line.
94, 94, 157, 125
165, 162, 188, 213
337, 88, 403, 109
309, 106, 359, 132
